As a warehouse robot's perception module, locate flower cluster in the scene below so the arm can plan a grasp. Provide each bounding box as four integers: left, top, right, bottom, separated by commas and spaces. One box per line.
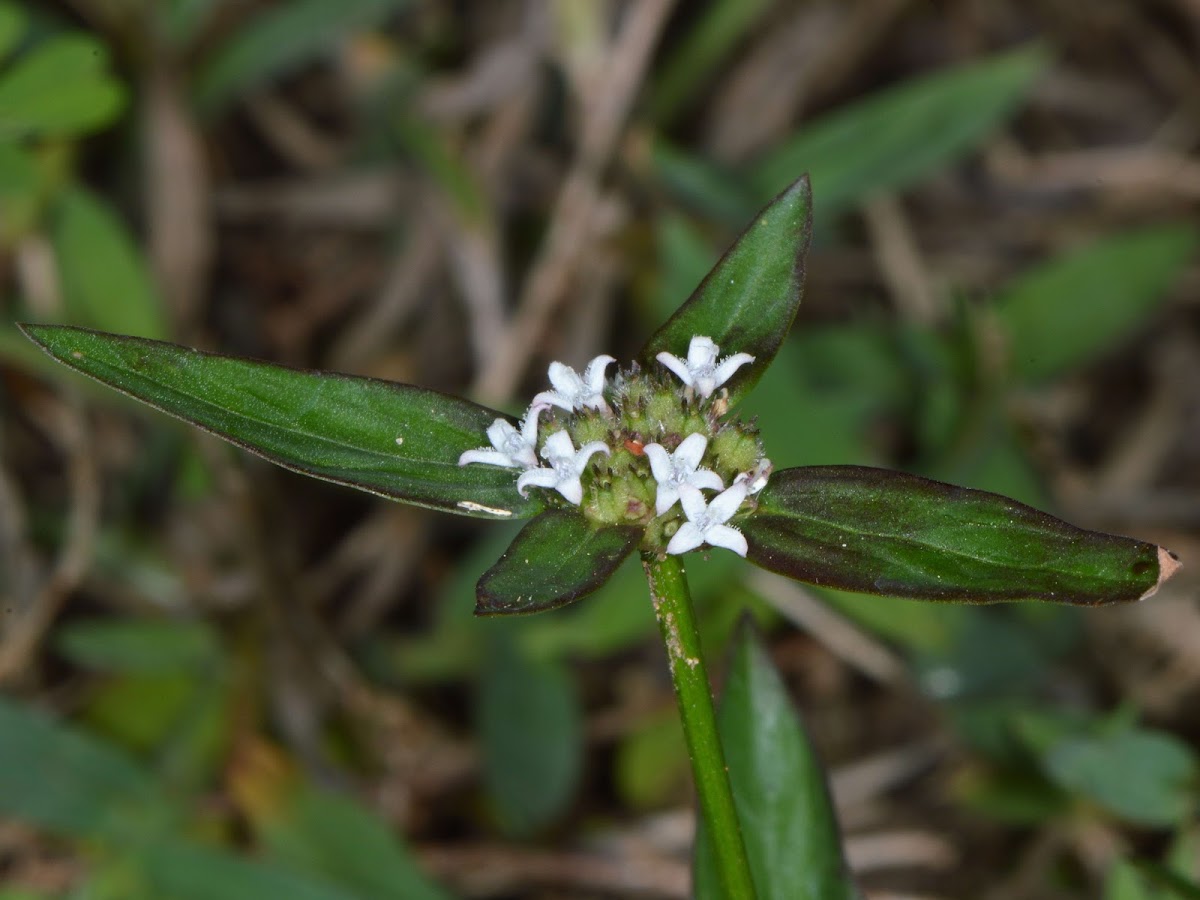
459, 336, 770, 557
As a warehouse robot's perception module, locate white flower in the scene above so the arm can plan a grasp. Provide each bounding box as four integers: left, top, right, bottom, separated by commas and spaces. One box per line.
458, 408, 542, 469
532, 354, 616, 413
643, 433, 725, 515
656, 336, 754, 399
734, 458, 772, 495
517, 429, 610, 505
666, 481, 749, 557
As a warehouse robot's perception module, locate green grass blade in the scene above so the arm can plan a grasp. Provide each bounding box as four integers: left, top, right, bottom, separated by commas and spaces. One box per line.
743, 466, 1180, 605
20, 324, 539, 519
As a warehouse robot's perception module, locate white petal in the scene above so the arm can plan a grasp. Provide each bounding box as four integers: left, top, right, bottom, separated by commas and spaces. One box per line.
547, 361, 583, 396
520, 407, 542, 445
656, 351, 694, 387
574, 441, 611, 469
654, 482, 681, 516
643, 443, 672, 483
689, 469, 725, 493
704, 524, 748, 557
694, 374, 719, 398
486, 419, 517, 450
666, 522, 706, 555
707, 481, 749, 523
510, 446, 538, 469
678, 484, 709, 523
687, 336, 719, 368
531, 389, 575, 413
713, 352, 755, 387
555, 476, 584, 505
542, 429, 576, 461
459, 448, 519, 468
583, 354, 615, 392
517, 467, 559, 496
675, 433, 708, 470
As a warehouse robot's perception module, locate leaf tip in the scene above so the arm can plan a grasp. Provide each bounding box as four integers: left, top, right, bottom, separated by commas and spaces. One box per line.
1140, 547, 1182, 601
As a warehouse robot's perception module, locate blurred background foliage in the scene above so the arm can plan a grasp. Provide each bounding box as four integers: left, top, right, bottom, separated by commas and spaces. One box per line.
1, 1, 1199, 897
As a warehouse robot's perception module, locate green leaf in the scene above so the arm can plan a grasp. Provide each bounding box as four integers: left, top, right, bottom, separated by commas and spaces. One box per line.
751, 44, 1048, 217
475, 510, 642, 615
56, 618, 221, 674
1042, 728, 1197, 826
0, 697, 165, 839
743, 466, 1179, 605
0, 34, 125, 139
0, 142, 43, 242
0, 2, 27, 66
52, 187, 168, 339
247, 782, 451, 900
695, 623, 858, 900
478, 637, 582, 837
640, 174, 813, 407
19, 325, 539, 519
993, 224, 1199, 382
193, 0, 410, 114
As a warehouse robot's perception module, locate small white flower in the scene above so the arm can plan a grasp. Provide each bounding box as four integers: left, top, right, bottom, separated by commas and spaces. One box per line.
517, 430, 610, 505
458, 408, 542, 469
656, 336, 754, 399
734, 458, 772, 495
643, 433, 725, 515
666, 481, 749, 557
532, 354, 616, 413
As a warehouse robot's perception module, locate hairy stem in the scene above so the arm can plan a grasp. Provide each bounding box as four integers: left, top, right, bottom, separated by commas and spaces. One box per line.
642, 552, 756, 899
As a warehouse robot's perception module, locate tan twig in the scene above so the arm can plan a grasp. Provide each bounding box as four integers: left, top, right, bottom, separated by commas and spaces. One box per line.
473, 0, 675, 407
863, 193, 942, 325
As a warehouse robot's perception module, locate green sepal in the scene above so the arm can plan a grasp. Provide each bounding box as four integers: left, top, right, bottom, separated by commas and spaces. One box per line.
639, 174, 812, 407
743, 466, 1179, 605
19, 324, 539, 520
475, 511, 642, 615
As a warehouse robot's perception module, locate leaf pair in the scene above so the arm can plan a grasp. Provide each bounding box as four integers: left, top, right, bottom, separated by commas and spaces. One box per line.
20, 172, 1180, 616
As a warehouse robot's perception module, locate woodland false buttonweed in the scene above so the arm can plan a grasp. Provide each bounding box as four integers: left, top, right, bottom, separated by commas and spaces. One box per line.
458, 337, 768, 556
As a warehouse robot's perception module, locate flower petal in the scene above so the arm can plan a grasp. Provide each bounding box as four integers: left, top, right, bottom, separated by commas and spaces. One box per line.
713, 352, 755, 387
643, 443, 672, 483
704, 524, 748, 557
654, 482, 681, 516
687, 336, 719, 368
547, 361, 582, 396
583, 354, 615, 392
517, 467, 559, 496
486, 419, 517, 450
574, 441, 612, 468
459, 448, 519, 468
531, 389, 574, 413
656, 351, 694, 387
542, 429, 576, 461
678, 484, 709, 523
690, 469, 726, 493
667, 522, 706, 555
675, 432, 708, 470
707, 481, 749, 523
555, 476, 584, 505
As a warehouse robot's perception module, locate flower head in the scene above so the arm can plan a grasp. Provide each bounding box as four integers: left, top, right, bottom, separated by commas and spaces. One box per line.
532, 354, 616, 413
644, 433, 724, 515
666, 481, 749, 557
459, 408, 542, 469
517, 429, 610, 505
656, 336, 754, 399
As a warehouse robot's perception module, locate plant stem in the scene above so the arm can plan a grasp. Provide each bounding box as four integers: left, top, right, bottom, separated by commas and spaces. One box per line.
642, 552, 757, 900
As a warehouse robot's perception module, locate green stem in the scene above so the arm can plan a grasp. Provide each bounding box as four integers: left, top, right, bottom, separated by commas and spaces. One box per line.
643, 552, 757, 900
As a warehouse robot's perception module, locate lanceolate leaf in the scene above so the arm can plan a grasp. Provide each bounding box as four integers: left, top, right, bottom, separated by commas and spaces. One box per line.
743, 466, 1180, 605
20, 325, 539, 520
639, 175, 812, 408
476, 511, 642, 615
695, 623, 859, 900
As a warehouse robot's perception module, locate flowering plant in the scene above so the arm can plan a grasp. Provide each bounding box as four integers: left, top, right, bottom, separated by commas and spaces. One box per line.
19, 175, 1180, 898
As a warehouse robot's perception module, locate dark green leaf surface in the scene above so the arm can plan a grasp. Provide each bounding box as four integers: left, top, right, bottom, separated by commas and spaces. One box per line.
993, 224, 1198, 382
744, 466, 1179, 605
695, 624, 859, 900
751, 44, 1047, 216
20, 325, 538, 519
475, 511, 642, 615
640, 175, 812, 407
479, 637, 582, 837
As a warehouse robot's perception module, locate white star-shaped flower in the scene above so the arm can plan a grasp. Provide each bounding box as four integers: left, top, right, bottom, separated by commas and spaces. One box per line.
656, 336, 754, 399
643, 433, 725, 515
532, 354, 616, 413
458, 408, 542, 469
517, 429, 610, 505
666, 481, 749, 557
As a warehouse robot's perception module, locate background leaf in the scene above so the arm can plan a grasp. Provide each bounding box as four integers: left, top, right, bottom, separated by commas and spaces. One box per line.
993, 224, 1199, 382
20, 325, 539, 519
475, 510, 641, 615
743, 465, 1175, 605
640, 175, 812, 407
0, 34, 125, 138
695, 623, 859, 900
